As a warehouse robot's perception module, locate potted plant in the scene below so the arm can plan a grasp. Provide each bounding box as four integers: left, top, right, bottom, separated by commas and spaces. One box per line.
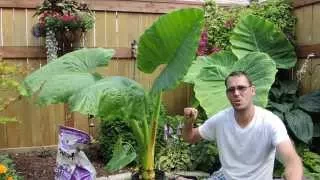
32, 0, 94, 61
23, 8, 204, 179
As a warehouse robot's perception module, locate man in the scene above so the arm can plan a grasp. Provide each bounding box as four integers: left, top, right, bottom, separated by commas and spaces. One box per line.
183, 71, 303, 180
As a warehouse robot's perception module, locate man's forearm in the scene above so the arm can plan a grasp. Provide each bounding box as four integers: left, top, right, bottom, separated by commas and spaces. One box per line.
183, 107, 201, 144
284, 156, 303, 180
182, 118, 195, 143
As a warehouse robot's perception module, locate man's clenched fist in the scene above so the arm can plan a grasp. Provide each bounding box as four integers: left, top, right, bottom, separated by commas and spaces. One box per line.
184, 107, 198, 121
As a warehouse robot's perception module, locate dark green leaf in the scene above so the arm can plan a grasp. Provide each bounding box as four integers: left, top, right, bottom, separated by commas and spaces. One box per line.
230, 14, 296, 69
194, 52, 277, 116
268, 101, 292, 113
137, 8, 204, 94
105, 138, 137, 173
285, 109, 313, 143
298, 90, 320, 113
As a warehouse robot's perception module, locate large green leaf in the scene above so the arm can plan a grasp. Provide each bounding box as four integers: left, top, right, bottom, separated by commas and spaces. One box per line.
184, 56, 216, 84
298, 90, 320, 113
69, 76, 148, 121
105, 138, 137, 173
268, 102, 293, 113
193, 51, 238, 116
37, 73, 102, 105
23, 48, 114, 96
137, 8, 204, 94
232, 53, 277, 108
285, 109, 313, 143
194, 52, 277, 116
230, 14, 296, 69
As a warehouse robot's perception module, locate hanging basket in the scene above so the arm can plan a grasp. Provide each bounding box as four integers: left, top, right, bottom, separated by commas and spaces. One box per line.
55, 29, 83, 55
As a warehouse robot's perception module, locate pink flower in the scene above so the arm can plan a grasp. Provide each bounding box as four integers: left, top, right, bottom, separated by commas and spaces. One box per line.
197, 31, 209, 56
209, 47, 221, 54
60, 15, 76, 22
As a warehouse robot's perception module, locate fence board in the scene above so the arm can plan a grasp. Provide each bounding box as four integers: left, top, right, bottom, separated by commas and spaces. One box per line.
0, 124, 7, 148
18, 98, 34, 147
95, 12, 107, 47
296, 6, 313, 45
27, 9, 41, 46
5, 101, 20, 148
2, 9, 13, 46
12, 9, 26, 46
312, 4, 320, 43
294, 0, 320, 8
311, 58, 320, 91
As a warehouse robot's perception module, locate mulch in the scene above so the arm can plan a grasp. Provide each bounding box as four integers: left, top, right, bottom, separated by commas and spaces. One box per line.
9, 148, 111, 180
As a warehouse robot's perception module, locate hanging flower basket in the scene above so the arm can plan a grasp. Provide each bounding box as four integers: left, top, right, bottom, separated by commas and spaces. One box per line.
32, 0, 94, 62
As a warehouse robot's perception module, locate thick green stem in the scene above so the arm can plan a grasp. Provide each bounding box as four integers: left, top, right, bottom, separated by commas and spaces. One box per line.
142, 92, 162, 180
129, 120, 145, 153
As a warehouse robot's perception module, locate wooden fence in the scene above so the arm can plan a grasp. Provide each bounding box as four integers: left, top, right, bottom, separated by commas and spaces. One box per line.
294, 1, 320, 94
0, 0, 201, 149
0, 0, 319, 149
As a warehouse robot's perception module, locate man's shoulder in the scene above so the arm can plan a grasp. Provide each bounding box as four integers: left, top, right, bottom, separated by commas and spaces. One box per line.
255, 106, 283, 125
206, 107, 233, 123
209, 107, 233, 118
255, 106, 279, 118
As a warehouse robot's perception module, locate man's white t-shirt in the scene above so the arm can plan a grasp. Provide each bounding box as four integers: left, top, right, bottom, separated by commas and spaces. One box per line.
199, 106, 289, 180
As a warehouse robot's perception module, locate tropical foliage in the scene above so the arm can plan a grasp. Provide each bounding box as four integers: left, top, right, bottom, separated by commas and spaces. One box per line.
155, 115, 220, 172
23, 8, 204, 179
267, 79, 320, 143
184, 14, 296, 117
204, 0, 296, 51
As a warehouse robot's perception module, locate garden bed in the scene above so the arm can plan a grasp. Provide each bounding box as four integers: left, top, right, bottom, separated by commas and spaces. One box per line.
7, 147, 113, 179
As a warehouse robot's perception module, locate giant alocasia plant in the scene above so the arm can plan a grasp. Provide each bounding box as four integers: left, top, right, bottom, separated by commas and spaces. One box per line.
23, 8, 204, 179
184, 14, 297, 117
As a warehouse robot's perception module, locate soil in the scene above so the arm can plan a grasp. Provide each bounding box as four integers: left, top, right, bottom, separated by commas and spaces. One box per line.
8, 144, 114, 180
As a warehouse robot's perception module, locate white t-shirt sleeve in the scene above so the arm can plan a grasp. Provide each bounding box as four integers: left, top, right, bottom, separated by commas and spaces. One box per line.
198, 111, 224, 141
270, 114, 290, 146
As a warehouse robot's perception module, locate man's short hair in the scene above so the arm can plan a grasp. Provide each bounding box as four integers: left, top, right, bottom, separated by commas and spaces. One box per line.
224, 71, 253, 87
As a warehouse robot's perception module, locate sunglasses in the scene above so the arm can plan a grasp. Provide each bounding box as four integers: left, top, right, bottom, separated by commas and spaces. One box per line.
226, 85, 252, 94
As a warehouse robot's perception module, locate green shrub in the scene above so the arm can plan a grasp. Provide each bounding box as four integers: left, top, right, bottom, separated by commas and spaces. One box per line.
156, 115, 191, 171
204, 0, 296, 51
155, 115, 220, 173
99, 119, 137, 163
189, 141, 220, 173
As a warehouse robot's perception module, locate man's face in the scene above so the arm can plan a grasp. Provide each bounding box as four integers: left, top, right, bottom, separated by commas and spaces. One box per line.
226, 75, 255, 111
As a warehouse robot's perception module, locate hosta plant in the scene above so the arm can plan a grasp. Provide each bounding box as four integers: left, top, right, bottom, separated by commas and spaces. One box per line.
267, 79, 320, 144
23, 8, 204, 179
